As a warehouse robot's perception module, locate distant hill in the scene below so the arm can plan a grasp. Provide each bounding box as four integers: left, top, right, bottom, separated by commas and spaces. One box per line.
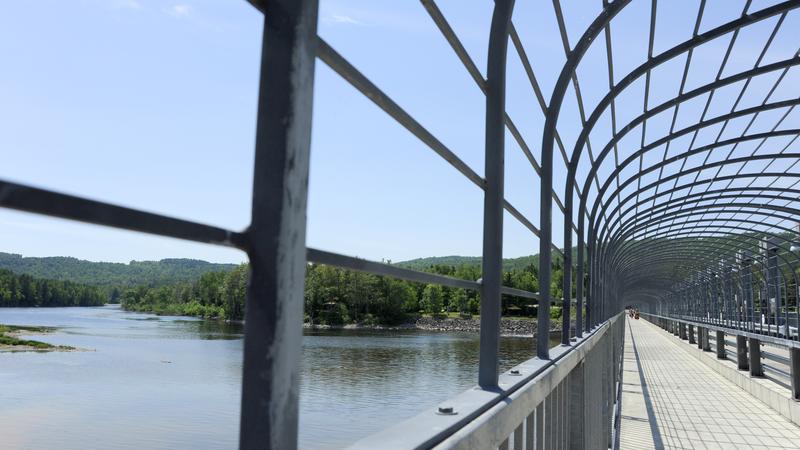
396, 254, 555, 272
0, 253, 236, 287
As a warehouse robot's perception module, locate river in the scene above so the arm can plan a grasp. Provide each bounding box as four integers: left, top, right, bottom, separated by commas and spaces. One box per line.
0, 305, 546, 449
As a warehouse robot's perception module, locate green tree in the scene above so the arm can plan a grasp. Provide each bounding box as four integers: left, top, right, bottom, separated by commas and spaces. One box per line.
421, 284, 444, 315
451, 288, 469, 314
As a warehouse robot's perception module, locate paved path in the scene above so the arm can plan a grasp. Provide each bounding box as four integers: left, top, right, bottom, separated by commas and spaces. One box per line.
619, 317, 800, 449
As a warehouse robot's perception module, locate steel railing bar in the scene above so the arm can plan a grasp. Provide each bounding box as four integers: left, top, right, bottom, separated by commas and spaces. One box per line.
307, 247, 542, 300
0, 179, 246, 248
316, 38, 484, 188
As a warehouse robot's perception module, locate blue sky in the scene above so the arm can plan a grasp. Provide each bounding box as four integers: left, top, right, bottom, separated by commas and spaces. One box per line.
1, 0, 798, 264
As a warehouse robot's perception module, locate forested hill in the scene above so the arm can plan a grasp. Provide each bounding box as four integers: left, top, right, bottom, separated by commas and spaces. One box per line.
397, 253, 568, 273
0, 269, 104, 307
0, 253, 236, 287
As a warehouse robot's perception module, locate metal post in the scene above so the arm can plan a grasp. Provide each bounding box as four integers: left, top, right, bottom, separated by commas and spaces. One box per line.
697, 327, 703, 349
478, 0, 515, 388
240, 2, 318, 448
723, 265, 733, 328
716, 330, 725, 359
767, 237, 781, 336
703, 327, 711, 352
680, 322, 687, 340
569, 361, 585, 450
741, 252, 754, 333
711, 271, 719, 325
576, 237, 585, 338
749, 338, 763, 377
736, 335, 749, 370
791, 348, 800, 401
689, 324, 696, 344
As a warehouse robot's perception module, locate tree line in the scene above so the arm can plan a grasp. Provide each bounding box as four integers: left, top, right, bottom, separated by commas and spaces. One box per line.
119, 260, 572, 325
0, 269, 105, 307
0, 252, 235, 287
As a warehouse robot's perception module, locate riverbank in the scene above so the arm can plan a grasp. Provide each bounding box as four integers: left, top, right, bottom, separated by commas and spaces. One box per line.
0, 324, 74, 352
304, 316, 561, 337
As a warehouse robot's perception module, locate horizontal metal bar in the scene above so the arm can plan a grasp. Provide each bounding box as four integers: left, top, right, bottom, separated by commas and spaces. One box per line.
318, 38, 556, 245
763, 350, 791, 365
0, 179, 246, 248
644, 314, 800, 349
307, 247, 480, 290
763, 362, 791, 380
308, 248, 542, 301
501, 286, 540, 300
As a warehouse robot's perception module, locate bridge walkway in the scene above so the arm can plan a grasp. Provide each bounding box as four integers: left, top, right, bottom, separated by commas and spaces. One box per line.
619, 316, 800, 449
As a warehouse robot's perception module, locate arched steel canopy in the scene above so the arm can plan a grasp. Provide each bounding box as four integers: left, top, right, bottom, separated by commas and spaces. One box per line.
530, 0, 800, 347
3, 2, 800, 443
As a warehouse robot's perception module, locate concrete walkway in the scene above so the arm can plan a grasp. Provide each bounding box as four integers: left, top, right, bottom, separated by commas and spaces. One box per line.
619, 317, 800, 449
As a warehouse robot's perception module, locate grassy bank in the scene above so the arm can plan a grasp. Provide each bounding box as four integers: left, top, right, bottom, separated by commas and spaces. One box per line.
0, 324, 73, 350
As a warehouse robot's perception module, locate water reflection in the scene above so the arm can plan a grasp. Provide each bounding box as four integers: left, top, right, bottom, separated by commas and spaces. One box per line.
0, 306, 554, 450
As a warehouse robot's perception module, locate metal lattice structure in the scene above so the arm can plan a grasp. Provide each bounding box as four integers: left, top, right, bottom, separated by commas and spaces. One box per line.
3, 0, 800, 449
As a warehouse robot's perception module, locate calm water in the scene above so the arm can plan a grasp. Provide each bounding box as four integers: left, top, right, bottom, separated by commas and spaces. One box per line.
0, 306, 542, 449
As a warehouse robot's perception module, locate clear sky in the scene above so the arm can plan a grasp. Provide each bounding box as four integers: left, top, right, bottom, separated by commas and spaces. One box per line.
1, 0, 797, 264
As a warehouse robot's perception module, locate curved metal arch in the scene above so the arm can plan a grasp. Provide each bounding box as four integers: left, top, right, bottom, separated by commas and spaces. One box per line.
593, 130, 800, 234
610, 232, 800, 299
581, 172, 800, 328
606, 212, 800, 271
581, 107, 800, 331
596, 172, 800, 242
565, 52, 800, 226
536, 0, 632, 357
565, 1, 799, 192
605, 203, 800, 250
609, 212, 800, 260
586, 160, 800, 293
560, 3, 800, 331
584, 100, 800, 225
611, 225, 800, 276
608, 186, 800, 235
610, 224, 800, 272
588, 153, 800, 236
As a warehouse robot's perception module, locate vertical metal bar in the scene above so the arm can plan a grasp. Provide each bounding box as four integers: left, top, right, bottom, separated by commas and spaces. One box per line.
500, 438, 510, 450
545, 392, 554, 449
716, 331, 725, 359
749, 337, 763, 377
240, 1, 318, 448
742, 252, 754, 333
702, 327, 711, 352
526, 411, 535, 450
556, 381, 563, 450
536, 402, 545, 450
697, 327, 703, 349
561, 379, 567, 449
569, 361, 585, 450
737, 335, 749, 370
513, 423, 524, 450
478, 0, 515, 389
689, 324, 696, 344
791, 348, 800, 400
603, 330, 612, 449
724, 265, 733, 329
767, 238, 780, 337
576, 237, 585, 337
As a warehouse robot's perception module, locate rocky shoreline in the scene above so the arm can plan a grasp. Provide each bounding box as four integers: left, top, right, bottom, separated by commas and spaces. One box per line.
304, 316, 561, 337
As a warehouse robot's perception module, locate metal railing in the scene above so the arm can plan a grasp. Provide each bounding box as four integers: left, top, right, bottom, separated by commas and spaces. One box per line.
349, 314, 625, 450
4, 0, 800, 449
643, 313, 800, 402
